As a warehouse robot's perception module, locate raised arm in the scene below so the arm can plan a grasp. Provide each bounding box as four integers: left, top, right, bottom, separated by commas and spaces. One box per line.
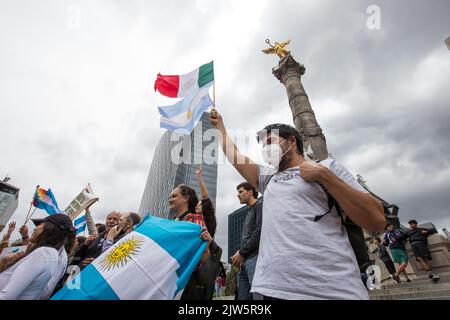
196, 165, 209, 199
209, 109, 260, 189
85, 206, 97, 236
300, 161, 386, 233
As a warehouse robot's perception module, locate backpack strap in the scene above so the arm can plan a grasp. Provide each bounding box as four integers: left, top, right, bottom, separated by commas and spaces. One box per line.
314, 183, 338, 222
311, 160, 371, 272
312, 160, 342, 222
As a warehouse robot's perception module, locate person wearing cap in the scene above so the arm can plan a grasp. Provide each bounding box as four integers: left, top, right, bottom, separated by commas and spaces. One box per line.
0, 214, 75, 300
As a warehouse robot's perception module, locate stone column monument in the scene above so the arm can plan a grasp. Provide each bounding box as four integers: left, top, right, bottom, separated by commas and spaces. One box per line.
263, 39, 328, 161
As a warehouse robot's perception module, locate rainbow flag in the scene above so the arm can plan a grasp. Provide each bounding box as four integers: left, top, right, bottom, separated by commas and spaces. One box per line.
33, 186, 64, 215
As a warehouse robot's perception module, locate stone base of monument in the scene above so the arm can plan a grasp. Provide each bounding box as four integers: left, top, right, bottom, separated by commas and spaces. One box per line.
369, 271, 450, 300
369, 234, 450, 300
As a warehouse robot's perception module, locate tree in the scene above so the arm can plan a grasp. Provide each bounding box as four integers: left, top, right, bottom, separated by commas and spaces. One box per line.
224, 265, 239, 297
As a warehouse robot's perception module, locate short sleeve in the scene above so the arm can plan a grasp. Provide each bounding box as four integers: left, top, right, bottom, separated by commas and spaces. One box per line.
321, 159, 368, 194
258, 165, 276, 195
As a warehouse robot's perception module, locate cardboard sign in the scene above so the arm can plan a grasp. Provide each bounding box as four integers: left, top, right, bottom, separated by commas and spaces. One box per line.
64, 184, 99, 221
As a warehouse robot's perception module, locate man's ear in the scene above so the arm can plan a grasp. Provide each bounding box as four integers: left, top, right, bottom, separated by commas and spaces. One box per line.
289, 136, 297, 148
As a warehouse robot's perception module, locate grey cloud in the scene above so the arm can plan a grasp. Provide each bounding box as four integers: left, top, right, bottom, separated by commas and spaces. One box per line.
1, 0, 449, 255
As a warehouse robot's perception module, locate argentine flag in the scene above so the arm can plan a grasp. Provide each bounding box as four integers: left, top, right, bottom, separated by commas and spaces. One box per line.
74, 215, 86, 235
158, 82, 213, 135
52, 216, 207, 300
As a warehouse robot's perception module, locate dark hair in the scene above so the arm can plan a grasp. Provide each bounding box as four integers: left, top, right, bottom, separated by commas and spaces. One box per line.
96, 223, 106, 234
408, 219, 418, 225
257, 123, 303, 155
76, 236, 86, 246
0, 221, 75, 273
374, 237, 382, 243
236, 182, 258, 199
126, 212, 142, 226
177, 184, 199, 213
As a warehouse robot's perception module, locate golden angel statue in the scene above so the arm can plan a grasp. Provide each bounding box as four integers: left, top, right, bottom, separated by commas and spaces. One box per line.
262, 38, 291, 58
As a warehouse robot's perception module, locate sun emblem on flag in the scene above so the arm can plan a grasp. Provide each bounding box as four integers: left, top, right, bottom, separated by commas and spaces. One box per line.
186, 110, 192, 119
99, 235, 144, 271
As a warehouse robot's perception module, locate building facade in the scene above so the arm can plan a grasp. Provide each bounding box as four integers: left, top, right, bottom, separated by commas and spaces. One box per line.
227, 205, 249, 262
138, 112, 218, 219
0, 180, 20, 230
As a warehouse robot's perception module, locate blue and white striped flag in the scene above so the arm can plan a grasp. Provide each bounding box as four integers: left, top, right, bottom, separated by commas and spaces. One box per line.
51, 215, 207, 300
74, 215, 86, 235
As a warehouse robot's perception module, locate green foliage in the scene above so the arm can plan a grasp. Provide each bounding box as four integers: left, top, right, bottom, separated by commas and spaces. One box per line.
224, 265, 239, 296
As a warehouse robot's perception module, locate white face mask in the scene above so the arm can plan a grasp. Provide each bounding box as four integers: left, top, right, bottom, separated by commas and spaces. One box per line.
261, 139, 292, 168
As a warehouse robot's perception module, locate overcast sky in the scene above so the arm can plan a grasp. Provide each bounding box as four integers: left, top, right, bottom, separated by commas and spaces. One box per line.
1, 0, 449, 257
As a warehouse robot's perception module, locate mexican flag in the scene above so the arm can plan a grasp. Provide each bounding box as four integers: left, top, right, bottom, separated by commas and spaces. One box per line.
154, 61, 214, 98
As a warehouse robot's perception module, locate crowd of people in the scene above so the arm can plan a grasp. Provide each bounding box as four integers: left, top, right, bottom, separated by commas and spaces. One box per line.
0, 164, 222, 300
0, 109, 441, 300
373, 220, 440, 284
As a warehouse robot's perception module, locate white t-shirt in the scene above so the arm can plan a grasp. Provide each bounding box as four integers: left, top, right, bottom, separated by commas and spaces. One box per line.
0, 246, 68, 300
251, 159, 370, 300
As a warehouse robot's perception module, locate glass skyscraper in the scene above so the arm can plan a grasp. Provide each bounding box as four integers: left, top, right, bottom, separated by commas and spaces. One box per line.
227, 205, 249, 262
138, 112, 218, 219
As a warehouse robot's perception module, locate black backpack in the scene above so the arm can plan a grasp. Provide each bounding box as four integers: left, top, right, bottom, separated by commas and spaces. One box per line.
313, 183, 372, 273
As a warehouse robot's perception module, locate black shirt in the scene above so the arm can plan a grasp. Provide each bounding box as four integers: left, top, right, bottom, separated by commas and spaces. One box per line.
72, 232, 106, 269
403, 227, 437, 245
240, 198, 263, 259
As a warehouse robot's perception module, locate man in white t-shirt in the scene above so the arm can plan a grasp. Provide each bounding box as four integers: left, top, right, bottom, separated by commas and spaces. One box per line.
209, 109, 386, 300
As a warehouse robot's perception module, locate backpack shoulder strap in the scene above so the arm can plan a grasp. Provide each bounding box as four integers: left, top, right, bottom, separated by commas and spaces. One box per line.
314, 182, 338, 222
311, 161, 371, 272
312, 160, 341, 222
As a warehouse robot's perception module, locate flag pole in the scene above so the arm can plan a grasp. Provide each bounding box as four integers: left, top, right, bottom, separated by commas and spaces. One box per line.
24, 202, 33, 225
24, 186, 38, 224
25, 208, 37, 225
212, 81, 216, 109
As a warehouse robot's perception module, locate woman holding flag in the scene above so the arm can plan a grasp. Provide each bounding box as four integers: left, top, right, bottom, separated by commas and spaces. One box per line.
169, 184, 222, 300
0, 214, 75, 300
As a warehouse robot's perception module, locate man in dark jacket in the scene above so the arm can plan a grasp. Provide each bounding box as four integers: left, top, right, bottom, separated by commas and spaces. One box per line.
403, 220, 440, 283
73, 211, 121, 269
231, 182, 263, 300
